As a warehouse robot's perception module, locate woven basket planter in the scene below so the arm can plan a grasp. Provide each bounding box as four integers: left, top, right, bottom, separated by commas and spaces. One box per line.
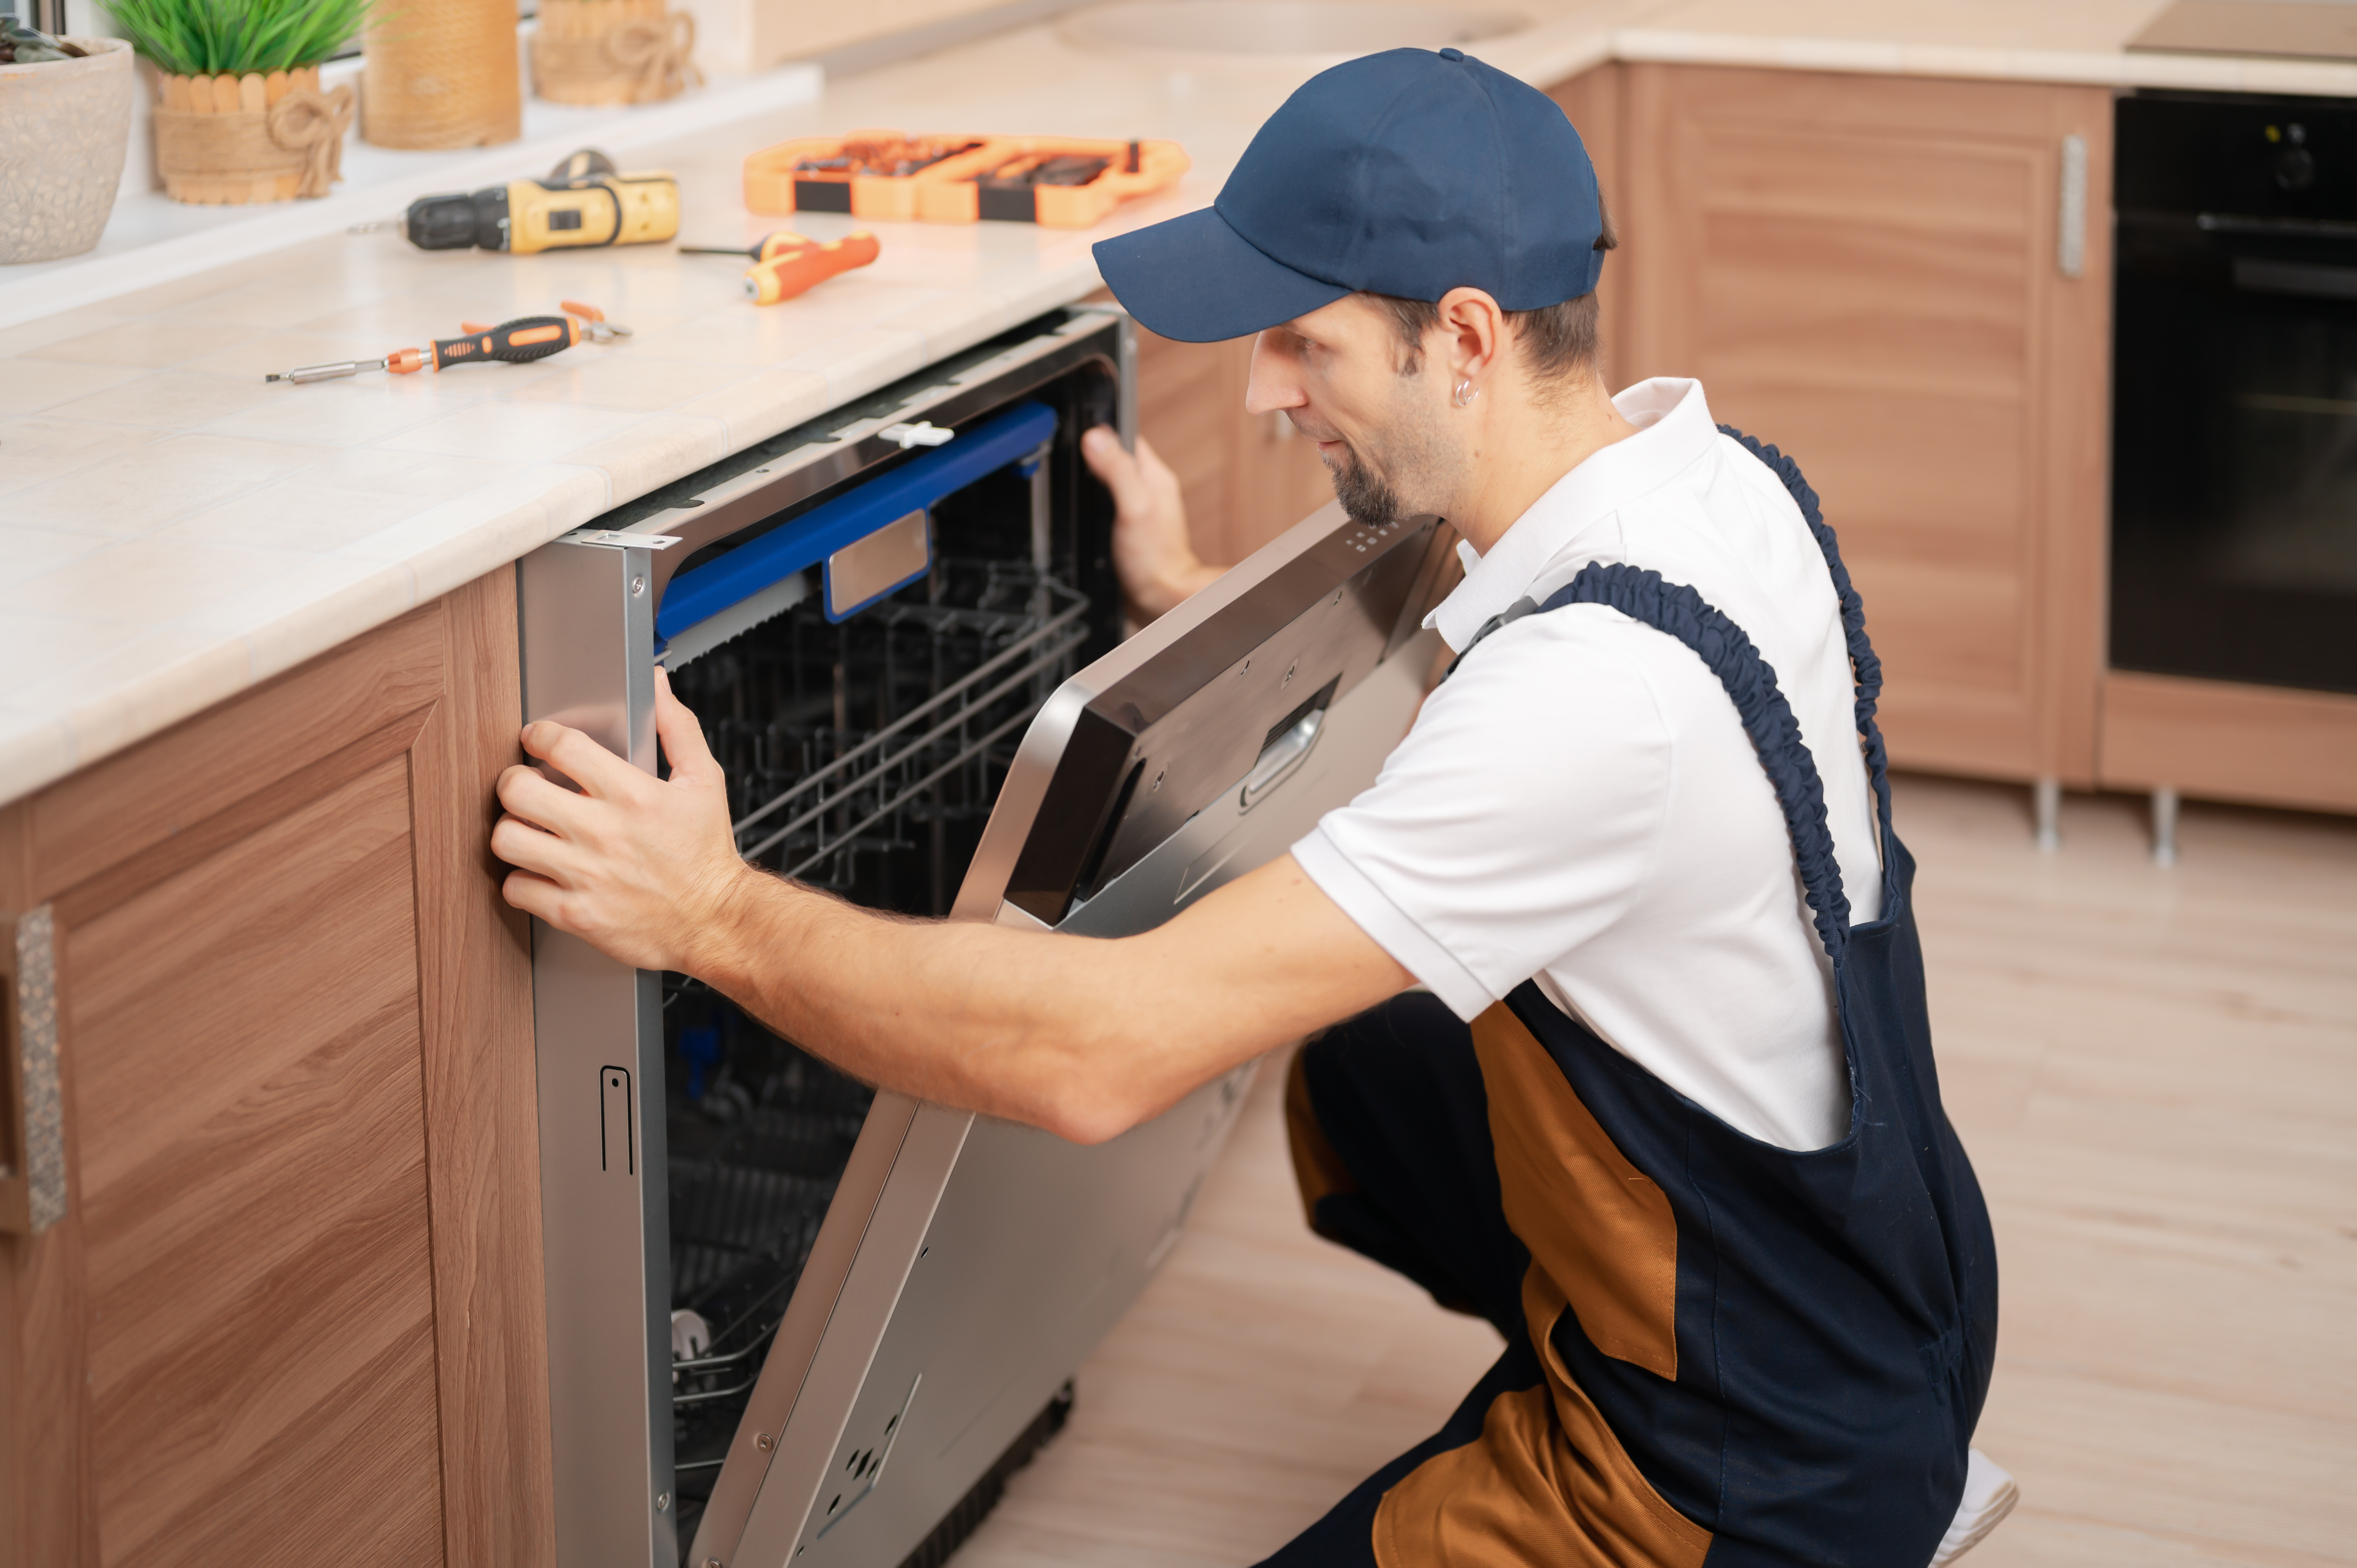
363, 0, 519, 148
152, 65, 354, 204
0, 37, 133, 262
531, 0, 699, 106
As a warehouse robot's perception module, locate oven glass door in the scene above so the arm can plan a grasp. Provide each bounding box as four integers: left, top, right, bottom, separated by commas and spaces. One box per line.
2111, 96, 2357, 694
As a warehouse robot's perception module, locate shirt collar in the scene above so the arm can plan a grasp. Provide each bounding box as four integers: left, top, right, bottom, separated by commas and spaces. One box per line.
1424, 377, 1721, 651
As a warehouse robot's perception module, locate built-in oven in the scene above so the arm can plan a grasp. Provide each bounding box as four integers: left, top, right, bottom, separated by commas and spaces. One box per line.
2111, 89, 2357, 694
515, 305, 1454, 1568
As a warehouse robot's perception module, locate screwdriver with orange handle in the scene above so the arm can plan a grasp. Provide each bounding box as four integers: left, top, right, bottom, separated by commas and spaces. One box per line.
679, 229, 881, 305
265, 314, 592, 383
743, 230, 879, 305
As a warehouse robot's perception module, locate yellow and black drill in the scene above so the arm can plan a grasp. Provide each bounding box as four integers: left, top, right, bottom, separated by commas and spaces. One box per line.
372, 149, 680, 254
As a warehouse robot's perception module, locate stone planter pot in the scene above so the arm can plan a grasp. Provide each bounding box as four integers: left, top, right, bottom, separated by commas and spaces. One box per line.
0, 37, 133, 264
152, 65, 355, 205
530, 0, 700, 106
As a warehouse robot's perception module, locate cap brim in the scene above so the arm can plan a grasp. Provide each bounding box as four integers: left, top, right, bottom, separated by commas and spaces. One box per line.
1093, 206, 1349, 343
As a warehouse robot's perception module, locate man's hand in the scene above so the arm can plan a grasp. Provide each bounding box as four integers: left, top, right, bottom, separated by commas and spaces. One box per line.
1081, 426, 1224, 623
492, 668, 752, 975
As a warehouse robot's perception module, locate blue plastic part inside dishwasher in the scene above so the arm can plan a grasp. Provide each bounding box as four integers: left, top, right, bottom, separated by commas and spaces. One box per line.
654, 399, 1059, 641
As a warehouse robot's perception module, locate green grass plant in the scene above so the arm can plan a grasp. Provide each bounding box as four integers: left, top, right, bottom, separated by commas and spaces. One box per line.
101, 0, 375, 77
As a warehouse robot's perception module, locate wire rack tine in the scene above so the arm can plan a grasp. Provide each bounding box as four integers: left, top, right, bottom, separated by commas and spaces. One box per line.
726, 584, 1089, 841
776, 701, 1046, 881
735, 623, 1089, 864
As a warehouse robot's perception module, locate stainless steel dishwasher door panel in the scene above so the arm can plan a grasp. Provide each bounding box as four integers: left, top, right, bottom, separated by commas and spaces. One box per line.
774, 1065, 1255, 1568
703, 627, 1438, 1568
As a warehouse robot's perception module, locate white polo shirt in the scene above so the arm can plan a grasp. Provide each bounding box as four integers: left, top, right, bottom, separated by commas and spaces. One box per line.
1290, 378, 1881, 1152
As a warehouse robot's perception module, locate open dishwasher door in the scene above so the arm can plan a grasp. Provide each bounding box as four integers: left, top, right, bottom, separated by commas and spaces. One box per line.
686, 501, 1454, 1568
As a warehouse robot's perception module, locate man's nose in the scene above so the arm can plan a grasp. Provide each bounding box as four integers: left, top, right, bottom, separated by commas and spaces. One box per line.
1243, 331, 1306, 418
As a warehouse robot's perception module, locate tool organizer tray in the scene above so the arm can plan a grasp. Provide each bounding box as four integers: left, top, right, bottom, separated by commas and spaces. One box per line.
744, 128, 1187, 228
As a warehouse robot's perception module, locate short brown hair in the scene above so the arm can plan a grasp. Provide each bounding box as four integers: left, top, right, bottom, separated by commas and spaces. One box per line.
1371, 194, 1618, 384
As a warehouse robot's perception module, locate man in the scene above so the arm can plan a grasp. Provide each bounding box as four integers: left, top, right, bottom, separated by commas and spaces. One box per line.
491, 48, 2006, 1567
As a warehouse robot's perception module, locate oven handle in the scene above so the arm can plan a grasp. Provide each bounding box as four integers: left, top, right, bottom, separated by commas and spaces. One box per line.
2230, 255, 2357, 302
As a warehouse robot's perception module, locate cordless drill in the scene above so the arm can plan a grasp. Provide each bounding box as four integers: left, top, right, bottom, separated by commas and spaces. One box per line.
385, 149, 680, 254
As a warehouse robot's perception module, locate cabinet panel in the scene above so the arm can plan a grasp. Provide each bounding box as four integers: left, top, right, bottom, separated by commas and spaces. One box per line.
1615, 64, 2111, 785
0, 574, 550, 1568
74, 758, 443, 1566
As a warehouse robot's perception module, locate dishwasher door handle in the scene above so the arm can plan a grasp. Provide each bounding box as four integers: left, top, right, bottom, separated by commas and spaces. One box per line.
1240, 706, 1325, 811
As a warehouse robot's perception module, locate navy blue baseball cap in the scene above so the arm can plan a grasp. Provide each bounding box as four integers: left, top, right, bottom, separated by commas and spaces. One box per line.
1094, 47, 1604, 343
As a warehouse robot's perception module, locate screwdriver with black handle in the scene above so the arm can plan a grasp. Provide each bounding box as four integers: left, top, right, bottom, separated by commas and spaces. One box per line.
265, 316, 589, 383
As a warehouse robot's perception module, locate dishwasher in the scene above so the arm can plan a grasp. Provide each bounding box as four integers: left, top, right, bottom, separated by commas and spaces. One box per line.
516, 305, 1454, 1568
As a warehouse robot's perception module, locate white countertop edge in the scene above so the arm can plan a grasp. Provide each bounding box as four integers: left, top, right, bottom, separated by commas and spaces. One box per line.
0, 256, 1111, 808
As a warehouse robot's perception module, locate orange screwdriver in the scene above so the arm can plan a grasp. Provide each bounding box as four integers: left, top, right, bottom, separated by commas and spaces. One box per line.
680, 230, 880, 304
264, 315, 590, 383
743, 230, 880, 305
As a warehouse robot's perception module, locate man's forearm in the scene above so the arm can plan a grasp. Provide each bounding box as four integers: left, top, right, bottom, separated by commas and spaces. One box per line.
684, 855, 1407, 1145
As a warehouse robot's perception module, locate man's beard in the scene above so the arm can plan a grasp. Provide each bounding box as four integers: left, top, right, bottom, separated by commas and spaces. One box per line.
1298, 391, 1451, 527
1325, 441, 1408, 526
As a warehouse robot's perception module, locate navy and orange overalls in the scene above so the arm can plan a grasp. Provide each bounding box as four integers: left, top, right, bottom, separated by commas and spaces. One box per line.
1273, 435, 1998, 1567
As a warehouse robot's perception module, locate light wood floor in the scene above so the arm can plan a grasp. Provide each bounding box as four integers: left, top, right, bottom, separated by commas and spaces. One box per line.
956, 774, 2357, 1568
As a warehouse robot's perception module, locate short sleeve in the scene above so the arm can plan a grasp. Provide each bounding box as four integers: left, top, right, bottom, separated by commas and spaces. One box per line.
1290, 611, 1675, 1022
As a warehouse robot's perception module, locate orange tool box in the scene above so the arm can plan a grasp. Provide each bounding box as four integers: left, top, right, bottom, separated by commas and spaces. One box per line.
744, 130, 1187, 229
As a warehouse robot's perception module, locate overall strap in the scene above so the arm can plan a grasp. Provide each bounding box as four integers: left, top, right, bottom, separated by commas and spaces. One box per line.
1715, 425, 1894, 827
1441, 431, 1885, 965
1521, 564, 1854, 964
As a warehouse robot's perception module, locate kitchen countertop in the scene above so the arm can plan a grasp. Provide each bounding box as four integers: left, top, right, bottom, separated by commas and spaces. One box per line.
3, 0, 2346, 807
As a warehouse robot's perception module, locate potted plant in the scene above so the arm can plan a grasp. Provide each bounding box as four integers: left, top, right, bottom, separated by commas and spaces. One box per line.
102, 0, 369, 203
0, 22, 134, 262
531, 0, 700, 107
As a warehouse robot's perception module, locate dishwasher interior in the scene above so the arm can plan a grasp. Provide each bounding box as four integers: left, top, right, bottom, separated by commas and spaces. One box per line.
659, 440, 1100, 1552
516, 306, 1453, 1568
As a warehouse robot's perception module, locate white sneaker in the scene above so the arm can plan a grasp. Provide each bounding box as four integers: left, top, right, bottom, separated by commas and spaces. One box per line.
1930, 1450, 2019, 1564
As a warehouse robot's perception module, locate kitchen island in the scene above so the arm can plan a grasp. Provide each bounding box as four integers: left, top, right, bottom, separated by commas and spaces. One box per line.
2, 4, 2352, 1564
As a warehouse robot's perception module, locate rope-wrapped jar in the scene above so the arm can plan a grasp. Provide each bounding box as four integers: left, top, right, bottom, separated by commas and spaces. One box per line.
362, 0, 520, 149
530, 0, 700, 106
151, 66, 354, 204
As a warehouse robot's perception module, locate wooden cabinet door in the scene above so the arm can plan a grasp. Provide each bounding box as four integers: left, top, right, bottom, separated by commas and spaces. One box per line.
1133, 326, 1339, 568
0, 576, 552, 1568
1614, 65, 2111, 786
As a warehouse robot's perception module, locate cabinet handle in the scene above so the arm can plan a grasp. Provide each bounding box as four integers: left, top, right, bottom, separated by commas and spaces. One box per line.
0, 905, 65, 1234
2057, 134, 2088, 280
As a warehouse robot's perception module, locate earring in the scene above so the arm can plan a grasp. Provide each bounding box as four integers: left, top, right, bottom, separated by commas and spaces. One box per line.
1452, 379, 1479, 408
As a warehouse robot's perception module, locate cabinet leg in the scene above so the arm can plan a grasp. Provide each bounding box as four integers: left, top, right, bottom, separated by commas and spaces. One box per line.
2033, 776, 2061, 853
2152, 785, 2180, 867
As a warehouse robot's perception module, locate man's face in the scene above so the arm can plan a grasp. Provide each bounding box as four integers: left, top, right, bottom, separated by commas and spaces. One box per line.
1246, 296, 1461, 526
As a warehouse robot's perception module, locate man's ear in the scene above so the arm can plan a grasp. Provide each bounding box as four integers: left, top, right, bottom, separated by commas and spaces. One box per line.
1435, 286, 1506, 387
